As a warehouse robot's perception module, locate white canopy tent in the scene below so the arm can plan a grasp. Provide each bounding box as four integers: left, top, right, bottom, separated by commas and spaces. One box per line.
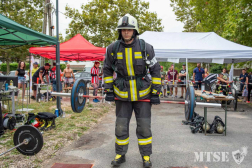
139, 31, 252, 64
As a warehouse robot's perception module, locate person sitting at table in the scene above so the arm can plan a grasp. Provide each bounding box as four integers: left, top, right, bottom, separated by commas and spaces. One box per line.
15, 61, 26, 101
216, 73, 232, 95
32, 63, 50, 100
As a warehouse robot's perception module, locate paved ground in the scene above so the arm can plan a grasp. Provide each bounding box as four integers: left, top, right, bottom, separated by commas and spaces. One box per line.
42, 96, 252, 168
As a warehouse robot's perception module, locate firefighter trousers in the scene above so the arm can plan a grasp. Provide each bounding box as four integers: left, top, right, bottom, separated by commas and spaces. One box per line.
115, 100, 152, 156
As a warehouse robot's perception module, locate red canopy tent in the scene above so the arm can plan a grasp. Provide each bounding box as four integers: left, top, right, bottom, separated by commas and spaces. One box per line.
29, 34, 106, 61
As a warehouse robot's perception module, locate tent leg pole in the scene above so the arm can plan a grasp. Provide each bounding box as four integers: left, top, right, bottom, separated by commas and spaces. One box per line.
186, 58, 188, 89
56, 0, 61, 115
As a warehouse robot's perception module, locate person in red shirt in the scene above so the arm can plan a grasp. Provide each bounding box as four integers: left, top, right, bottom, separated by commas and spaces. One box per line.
50, 62, 63, 92
167, 64, 178, 98
91, 61, 101, 103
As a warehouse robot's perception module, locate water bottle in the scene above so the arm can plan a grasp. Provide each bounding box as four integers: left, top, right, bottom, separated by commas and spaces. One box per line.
201, 82, 205, 91
5, 83, 8, 90
55, 108, 59, 117
10, 80, 13, 86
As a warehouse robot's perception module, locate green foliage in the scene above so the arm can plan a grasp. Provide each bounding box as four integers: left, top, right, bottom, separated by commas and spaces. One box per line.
0, 63, 66, 73
0, 0, 45, 71
159, 62, 197, 77
209, 64, 224, 74
60, 64, 66, 72
170, 0, 252, 47
65, 0, 163, 47
170, 0, 252, 69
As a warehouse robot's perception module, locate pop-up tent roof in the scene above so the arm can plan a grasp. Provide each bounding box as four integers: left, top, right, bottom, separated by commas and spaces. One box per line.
29, 34, 106, 61
139, 31, 252, 63
0, 14, 57, 47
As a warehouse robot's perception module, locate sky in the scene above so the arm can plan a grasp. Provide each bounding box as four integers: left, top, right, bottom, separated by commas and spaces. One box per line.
51, 0, 184, 38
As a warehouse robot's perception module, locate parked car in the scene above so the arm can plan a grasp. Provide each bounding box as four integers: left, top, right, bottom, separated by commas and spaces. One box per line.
75, 72, 91, 82
7, 70, 29, 81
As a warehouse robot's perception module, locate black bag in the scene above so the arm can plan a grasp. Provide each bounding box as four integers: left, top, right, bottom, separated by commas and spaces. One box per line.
37, 112, 57, 119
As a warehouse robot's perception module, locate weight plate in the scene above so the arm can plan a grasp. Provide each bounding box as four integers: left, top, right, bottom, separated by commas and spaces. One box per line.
71, 79, 87, 113
3, 116, 16, 130
185, 85, 195, 121
13, 125, 43, 156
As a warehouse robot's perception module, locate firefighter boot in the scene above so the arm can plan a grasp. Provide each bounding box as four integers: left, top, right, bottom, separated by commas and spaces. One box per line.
142, 156, 152, 168
111, 154, 125, 166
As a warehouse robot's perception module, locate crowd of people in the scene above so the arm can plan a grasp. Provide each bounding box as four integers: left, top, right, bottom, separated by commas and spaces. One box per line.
14, 62, 77, 101
159, 63, 252, 103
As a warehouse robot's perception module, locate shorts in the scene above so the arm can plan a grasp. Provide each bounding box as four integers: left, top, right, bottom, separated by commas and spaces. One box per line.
168, 81, 177, 88
64, 77, 73, 84
53, 83, 62, 92
32, 82, 37, 91
194, 82, 201, 89
180, 79, 186, 87
18, 76, 26, 84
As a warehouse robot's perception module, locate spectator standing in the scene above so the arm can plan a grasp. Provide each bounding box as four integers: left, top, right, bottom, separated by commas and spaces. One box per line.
239, 69, 247, 92
63, 64, 75, 89
32, 63, 50, 99
204, 68, 209, 78
222, 68, 229, 81
50, 62, 63, 92
91, 61, 101, 103
193, 63, 205, 90
15, 61, 26, 101
167, 64, 178, 98
179, 64, 186, 98
160, 66, 168, 98
28, 62, 39, 100
242, 85, 248, 102
246, 72, 252, 103
28, 62, 39, 77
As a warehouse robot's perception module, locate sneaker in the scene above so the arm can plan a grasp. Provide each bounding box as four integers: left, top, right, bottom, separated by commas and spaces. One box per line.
246, 101, 250, 103
111, 154, 126, 166
22, 99, 27, 102
142, 156, 152, 168
171, 95, 174, 98
179, 96, 183, 99
175, 95, 178, 98
164, 95, 168, 98
93, 99, 99, 103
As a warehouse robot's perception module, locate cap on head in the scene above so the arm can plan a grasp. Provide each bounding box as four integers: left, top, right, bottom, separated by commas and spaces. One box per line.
183, 64, 186, 66
34, 62, 38, 65
160, 66, 163, 69
45, 63, 51, 67
117, 14, 139, 40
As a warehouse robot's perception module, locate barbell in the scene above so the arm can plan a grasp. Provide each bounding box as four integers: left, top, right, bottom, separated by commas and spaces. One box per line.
0, 125, 43, 156
51, 79, 221, 121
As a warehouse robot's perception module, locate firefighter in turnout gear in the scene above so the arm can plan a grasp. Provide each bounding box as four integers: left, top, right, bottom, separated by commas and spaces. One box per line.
103, 14, 161, 168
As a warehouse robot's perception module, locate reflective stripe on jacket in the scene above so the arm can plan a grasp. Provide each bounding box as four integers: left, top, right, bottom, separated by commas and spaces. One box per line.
103, 38, 161, 101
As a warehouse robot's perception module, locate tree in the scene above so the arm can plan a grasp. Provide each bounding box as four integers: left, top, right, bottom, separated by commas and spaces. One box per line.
65, 0, 163, 47
0, 0, 45, 73
170, 0, 252, 69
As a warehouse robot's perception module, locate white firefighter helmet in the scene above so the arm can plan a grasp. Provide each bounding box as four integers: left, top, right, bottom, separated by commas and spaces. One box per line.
117, 14, 139, 35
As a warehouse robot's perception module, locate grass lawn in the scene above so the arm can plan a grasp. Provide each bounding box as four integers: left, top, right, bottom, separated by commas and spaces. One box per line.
0, 98, 115, 168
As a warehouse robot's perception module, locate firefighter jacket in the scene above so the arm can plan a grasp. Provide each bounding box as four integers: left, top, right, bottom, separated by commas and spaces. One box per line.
103, 38, 161, 101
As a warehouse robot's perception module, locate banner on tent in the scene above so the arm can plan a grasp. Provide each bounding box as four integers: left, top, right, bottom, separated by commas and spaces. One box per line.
212, 58, 224, 64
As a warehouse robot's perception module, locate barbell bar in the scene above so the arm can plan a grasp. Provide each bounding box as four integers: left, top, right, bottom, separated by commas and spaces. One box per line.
0, 125, 43, 156
51, 79, 221, 120
51, 92, 221, 107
